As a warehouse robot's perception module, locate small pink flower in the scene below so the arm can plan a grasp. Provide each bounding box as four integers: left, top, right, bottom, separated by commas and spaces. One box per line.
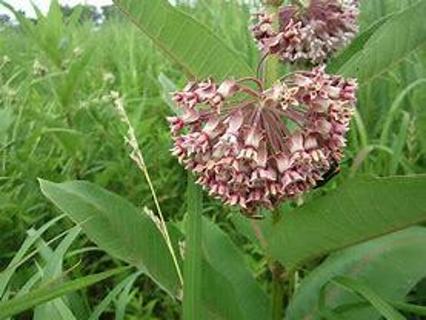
251, 0, 359, 64
168, 67, 357, 216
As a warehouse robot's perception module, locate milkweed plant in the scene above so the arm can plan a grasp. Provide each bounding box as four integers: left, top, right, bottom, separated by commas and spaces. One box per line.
3, 0, 426, 319
168, 0, 358, 217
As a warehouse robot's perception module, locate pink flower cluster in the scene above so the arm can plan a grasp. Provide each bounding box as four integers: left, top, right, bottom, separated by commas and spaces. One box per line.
251, 0, 359, 64
168, 67, 357, 215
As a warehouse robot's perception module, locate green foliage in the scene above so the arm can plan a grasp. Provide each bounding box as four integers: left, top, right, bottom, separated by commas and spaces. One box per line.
339, 0, 426, 83
113, 0, 254, 80
0, 267, 127, 319
265, 175, 426, 269
330, 277, 406, 320
1, 0, 426, 318
201, 217, 271, 320
88, 271, 143, 320
0, 215, 65, 298
39, 177, 270, 319
287, 227, 426, 319
183, 176, 203, 320
327, 13, 393, 73
39, 179, 181, 297
33, 226, 82, 320
0, 108, 14, 138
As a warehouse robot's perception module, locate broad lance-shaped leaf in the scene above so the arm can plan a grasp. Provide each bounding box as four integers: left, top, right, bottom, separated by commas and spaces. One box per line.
201, 217, 272, 320
113, 0, 254, 81
201, 261, 246, 320
172, 215, 271, 320
287, 227, 426, 320
327, 13, 393, 73
266, 175, 426, 269
170, 224, 246, 320
329, 277, 406, 320
39, 179, 180, 297
338, 0, 426, 84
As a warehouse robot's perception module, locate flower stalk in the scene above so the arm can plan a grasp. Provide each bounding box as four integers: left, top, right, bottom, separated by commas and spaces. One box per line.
272, 262, 286, 320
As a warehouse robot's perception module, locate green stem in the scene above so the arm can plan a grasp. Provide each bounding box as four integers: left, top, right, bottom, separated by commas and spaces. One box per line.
272, 262, 285, 320
262, 1, 288, 309
271, 209, 286, 320
183, 174, 203, 320
260, 3, 299, 318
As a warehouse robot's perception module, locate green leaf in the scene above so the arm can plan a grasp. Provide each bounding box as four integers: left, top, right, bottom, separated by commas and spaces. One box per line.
201, 261, 246, 320
43, 128, 85, 155
0, 268, 127, 320
88, 271, 142, 320
416, 106, 426, 154
0, 215, 65, 298
388, 111, 410, 175
339, 0, 426, 84
287, 227, 426, 320
391, 301, 426, 317
0, 109, 14, 137
266, 175, 426, 269
169, 215, 270, 319
327, 13, 393, 73
201, 217, 272, 320
115, 273, 139, 320
39, 179, 180, 297
33, 227, 81, 320
158, 73, 179, 114
380, 79, 426, 147
331, 277, 405, 320
56, 47, 94, 108
113, 0, 254, 80
183, 176, 203, 320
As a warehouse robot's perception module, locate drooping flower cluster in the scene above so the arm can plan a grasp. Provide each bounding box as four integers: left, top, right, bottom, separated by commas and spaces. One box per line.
251, 0, 359, 64
168, 67, 357, 215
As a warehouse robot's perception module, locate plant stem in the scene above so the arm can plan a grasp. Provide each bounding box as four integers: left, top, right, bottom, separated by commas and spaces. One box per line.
271, 209, 286, 320
183, 174, 203, 320
261, 3, 288, 314
259, 3, 295, 318
272, 262, 286, 320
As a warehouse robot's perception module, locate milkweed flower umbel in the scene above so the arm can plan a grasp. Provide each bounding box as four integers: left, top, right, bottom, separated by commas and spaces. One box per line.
168, 67, 357, 216
251, 0, 359, 64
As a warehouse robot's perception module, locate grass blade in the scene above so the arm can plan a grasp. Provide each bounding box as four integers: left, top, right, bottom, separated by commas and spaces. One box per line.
0, 215, 65, 298
0, 267, 128, 319
332, 277, 405, 320
88, 271, 142, 320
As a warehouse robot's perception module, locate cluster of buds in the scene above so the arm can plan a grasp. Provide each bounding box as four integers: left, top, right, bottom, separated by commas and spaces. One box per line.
251, 0, 359, 64
168, 67, 357, 215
